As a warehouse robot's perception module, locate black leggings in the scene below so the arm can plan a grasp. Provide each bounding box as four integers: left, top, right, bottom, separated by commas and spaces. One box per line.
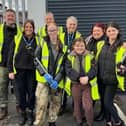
98, 84, 121, 122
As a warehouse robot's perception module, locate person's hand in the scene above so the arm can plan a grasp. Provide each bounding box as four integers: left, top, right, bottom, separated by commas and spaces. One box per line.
117, 65, 126, 76
44, 73, 53, 84
79, 76, 89, 85
50, 80, 58, 89
9, 73, 15, 80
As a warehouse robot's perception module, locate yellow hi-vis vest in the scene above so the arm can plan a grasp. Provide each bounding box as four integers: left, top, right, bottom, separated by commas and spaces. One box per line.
59, 31, 81, 45
65, 53, 100, 100
38, 25, 64, 38
0, 24, 22, 63
36, 39, 67, 89
96, 41, 126, 91
13, 33, 40, 74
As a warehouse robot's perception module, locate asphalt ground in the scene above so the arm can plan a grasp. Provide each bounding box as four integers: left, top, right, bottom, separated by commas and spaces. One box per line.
0, 93, 126, 126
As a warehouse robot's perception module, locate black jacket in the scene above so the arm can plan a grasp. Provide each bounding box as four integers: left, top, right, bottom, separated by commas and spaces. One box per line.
86, 35, 105, 55
39, 36, 66, 82
8, 34, 37, 72
97, 40, 121, 85
65, 50, 97, 84
0, 23, 17, 67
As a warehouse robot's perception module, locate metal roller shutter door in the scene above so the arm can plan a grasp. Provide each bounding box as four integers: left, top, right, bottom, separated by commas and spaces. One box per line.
47, 0, 126, 39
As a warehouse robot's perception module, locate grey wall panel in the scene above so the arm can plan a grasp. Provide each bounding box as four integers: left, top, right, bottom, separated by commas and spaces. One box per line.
47, 0, 126, 39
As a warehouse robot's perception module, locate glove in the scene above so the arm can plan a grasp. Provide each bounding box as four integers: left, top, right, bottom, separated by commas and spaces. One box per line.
50, 80, 58, 89
44, 73, 53, 84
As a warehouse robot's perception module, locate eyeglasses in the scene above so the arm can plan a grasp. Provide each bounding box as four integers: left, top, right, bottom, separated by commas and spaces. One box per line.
48, 29, 57, 33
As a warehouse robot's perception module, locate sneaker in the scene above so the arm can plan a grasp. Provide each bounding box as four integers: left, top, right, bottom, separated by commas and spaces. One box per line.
94, 112, 104, 121
115, 120, 125, 126
106, 121, 113, 126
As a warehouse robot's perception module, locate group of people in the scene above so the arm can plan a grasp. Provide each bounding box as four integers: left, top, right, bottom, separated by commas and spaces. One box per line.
0, 8, 126, 126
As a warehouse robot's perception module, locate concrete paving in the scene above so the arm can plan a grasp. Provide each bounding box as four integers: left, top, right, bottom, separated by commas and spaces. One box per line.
0, 93, 126, 126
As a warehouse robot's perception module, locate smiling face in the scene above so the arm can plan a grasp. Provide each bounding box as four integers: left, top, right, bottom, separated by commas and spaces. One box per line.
45, 13, 55, 26
92, 26, 104, 40
73, 41, 86, 55
4, 11, 16, 26
24, 22, 34, 37
66, 19, 77, 33
47, 23, 58, 42
106, 26, 119, 42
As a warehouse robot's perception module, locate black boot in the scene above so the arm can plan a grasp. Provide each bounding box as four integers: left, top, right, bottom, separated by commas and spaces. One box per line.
49, 122, 56, 126
94, 112, 104, 121
27, 109, 34, 126
18, 111, 26, 126
77, 122, 83, 126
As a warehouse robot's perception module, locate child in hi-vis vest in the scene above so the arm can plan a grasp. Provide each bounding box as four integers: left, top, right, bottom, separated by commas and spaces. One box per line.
65, 37, 99, 126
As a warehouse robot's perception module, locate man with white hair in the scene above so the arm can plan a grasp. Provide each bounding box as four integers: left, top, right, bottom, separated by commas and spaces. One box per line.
59, 16, 82, 115
60, 16, 81, 52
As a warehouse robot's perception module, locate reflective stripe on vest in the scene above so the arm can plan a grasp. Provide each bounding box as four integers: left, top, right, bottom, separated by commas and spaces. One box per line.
96, 41, 126, 91
60, 31, 81, 45
95, 40, 105, 61
116, 47, 126, 91
38, 26, 46, 37
65, 53, 100, 100
0, 24, 4, 62
0, 24, 22, 63
36, 40, 66, 88
38, 26, 64, 38
13, 34, 40, 74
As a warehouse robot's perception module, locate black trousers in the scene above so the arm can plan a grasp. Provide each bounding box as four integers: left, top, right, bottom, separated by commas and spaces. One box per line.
15, 69, 37, 111
98, 83, 121, 122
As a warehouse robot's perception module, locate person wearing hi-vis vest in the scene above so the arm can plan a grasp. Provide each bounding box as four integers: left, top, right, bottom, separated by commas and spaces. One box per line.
33, 22, 67, 126
59, 16, 82, 115
95, 22, 125, 126
65, 37, 99, 126
8, 20, 38, 126
0, 9, 21, 120
85, 23, 106, 121
37, 12, 63, 38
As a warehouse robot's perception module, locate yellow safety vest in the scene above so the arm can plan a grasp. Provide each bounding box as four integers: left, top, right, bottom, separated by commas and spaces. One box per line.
0, 24, 22, 63
59, 31, 81, 45
96, 41, 126, 91
65, 53, 100, 100
38, 25, 64, 38
13, 33, 40, 74
36, 39, 67, 89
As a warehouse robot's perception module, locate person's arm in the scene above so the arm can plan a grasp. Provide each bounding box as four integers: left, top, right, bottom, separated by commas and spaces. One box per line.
7, 40, 15, 73
65, 56, 80, 81
87, 57, 97, 80
7, 39, 15, 80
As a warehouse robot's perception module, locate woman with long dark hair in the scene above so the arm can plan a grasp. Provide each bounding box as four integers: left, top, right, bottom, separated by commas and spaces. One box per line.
8, 19, 37, 126
96, 22, 125, 126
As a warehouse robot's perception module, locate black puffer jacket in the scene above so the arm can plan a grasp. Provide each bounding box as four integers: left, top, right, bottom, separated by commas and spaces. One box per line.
97, 40, 121, 85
